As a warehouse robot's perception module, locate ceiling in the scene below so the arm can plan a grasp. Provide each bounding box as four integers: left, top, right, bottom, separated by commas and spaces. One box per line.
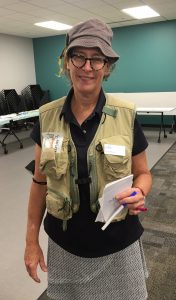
0, 0, 176, 38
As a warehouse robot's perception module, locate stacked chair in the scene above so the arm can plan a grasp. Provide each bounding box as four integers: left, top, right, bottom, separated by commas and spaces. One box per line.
21, 84, 50, 172
0, 91, 8, 153
0, 91, 6, 115
21, 84, 50, 128
0, 89, 24, 153
21, 84, 50, 109
0, 84, 50, 154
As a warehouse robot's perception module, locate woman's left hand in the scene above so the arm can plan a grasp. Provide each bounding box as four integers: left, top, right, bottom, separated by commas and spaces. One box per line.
116, 188, 147, 215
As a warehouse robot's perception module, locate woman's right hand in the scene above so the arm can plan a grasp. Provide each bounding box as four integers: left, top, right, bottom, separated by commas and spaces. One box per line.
24, 243, 48, 283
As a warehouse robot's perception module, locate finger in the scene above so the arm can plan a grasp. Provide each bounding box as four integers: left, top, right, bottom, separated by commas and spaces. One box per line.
27, 263, 41, 283
129, 204, 148, 215
118, 193, 141, 206
127, 199, 145, 209
128, 209, 141, 215
135, 206, 148, 212
115, 189, 132, 200
39, 258, 48, 272
30, 271, 41, 283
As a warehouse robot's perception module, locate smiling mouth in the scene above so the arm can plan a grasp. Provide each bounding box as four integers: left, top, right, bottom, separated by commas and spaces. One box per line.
79, 75, 94, 80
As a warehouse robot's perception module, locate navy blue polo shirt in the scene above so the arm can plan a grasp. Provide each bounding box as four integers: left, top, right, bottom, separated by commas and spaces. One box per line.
31, 88, 148, 257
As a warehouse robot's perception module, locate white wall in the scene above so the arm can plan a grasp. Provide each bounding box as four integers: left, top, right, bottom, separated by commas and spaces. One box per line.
0, 34, 36, 93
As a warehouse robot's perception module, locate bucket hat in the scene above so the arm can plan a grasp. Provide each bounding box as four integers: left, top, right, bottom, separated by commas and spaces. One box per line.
66, 19, 119, 62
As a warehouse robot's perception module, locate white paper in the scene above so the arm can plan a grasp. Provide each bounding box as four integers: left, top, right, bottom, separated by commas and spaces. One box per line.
95, 174, 133, 224
104, 144, 125, 156
42, 132, 63, 153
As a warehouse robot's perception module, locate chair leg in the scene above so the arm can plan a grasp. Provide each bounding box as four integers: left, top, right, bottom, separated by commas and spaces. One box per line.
0, 140, 8, 154
1, 130, 23, 149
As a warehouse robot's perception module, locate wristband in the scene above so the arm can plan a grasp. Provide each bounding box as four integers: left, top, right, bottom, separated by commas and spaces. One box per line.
32, 177, 47, 185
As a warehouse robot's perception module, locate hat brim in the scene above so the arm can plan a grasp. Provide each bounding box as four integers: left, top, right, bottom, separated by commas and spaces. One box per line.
67, 36, 119, 62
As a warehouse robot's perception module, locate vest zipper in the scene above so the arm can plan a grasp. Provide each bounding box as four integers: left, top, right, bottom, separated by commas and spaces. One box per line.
88, 150, 99, 213
69, 142, 80, 213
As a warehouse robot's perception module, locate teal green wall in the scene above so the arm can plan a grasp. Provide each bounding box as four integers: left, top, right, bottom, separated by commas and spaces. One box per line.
33, 34, 69, 100
33, 20, 176, 124
104, 20, 176, 93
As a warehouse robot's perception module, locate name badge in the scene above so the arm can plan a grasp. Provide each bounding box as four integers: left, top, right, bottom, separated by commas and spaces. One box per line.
104, 144, 126, 156
42, 132, 63, 153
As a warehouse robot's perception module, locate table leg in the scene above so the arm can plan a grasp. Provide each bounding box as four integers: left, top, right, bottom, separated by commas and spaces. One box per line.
169, 115, 176, 134
158, 112, 167, 143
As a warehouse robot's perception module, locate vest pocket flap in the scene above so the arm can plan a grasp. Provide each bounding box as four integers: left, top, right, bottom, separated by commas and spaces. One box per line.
104, 153, 125, 164
99, 135, 129, 164
40, 148, 56, 175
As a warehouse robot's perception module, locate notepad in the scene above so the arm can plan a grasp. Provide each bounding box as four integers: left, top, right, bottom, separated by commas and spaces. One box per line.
95, 174, 133, 224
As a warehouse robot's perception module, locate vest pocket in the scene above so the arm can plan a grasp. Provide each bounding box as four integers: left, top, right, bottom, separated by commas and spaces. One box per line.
104, 154, 129, 181
46, 189, 72, 220
40, 148, 57, 176
99, 136, 130, 181
40, 139, 69, 178
40, 140, 72, 220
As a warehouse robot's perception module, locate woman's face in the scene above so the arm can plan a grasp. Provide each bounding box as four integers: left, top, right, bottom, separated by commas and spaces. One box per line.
67, 47, 110, 96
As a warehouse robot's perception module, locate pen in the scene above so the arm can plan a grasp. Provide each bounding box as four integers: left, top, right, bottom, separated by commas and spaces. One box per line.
101, 203, 124, 231
101, 191, 148, 231
130, 191, 137, 197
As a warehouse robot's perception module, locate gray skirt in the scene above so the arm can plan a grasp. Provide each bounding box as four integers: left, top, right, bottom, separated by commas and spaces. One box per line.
47, 238, 148, 300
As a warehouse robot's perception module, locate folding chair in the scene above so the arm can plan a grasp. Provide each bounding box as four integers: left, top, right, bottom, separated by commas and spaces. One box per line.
0, 89, 23, 154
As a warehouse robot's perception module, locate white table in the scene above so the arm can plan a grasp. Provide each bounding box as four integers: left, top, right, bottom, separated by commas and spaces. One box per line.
0, 109, 39, 154
0, 109, 39, 125
13, 109, 39, 121
136, 107, 175, 143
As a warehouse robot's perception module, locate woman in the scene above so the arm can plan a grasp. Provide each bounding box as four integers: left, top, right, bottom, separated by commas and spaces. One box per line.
24, 19, 152, 300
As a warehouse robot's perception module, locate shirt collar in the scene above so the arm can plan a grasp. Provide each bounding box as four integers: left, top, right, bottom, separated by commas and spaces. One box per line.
59, 88, 106, 123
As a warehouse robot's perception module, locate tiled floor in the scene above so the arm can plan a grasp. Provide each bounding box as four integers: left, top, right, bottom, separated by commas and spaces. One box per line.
140, 142, 176, 300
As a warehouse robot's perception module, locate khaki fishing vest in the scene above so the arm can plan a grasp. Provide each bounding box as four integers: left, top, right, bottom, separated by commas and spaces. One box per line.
39, 94, 135, 224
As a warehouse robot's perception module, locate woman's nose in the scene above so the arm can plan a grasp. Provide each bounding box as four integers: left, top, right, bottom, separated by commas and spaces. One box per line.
82, 59, 93, 71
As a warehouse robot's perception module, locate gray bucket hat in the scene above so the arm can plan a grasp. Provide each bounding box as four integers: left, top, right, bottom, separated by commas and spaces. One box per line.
66, 19, 119, 62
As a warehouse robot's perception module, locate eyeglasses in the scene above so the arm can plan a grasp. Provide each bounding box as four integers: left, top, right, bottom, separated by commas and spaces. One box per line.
70, 53, 108, 71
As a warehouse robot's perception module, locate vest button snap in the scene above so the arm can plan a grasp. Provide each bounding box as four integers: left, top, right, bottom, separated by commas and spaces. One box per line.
96, 143, 103, 153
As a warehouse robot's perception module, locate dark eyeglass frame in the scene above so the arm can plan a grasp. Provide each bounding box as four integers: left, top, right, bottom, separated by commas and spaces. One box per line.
70, 53, 108, 71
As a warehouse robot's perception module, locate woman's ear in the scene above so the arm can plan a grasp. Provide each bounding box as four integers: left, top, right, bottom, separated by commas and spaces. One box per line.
66, 61, 70, 70
66, 55, 72, 70
104, 63, 110, 76
103, 63, 111, 81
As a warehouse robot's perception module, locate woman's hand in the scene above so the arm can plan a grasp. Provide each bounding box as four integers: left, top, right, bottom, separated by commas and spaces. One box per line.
24, 243, 47, 283
116, 188, 146, 215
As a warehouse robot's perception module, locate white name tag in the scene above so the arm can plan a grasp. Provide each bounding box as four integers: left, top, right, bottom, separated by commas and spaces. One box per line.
42, 132, 63, 153
104, 144, 126, 156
